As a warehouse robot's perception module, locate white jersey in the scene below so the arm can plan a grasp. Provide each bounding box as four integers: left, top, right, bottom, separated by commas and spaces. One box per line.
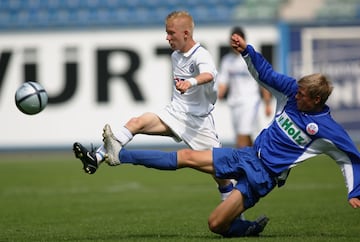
217, 51, 261, 135
217, 51, 261, 107
170, 43, 218, 116
157, 42, 220, 149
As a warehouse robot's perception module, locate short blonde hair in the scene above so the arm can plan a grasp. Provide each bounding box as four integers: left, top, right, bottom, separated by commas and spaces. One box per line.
297, 73, 333, 105
166, 11, 194, 35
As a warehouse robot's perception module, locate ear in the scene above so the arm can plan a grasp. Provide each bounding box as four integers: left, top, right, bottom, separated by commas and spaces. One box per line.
314, 95, 321, 105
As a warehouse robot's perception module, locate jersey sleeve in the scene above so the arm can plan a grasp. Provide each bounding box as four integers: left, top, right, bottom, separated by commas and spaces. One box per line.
324, 125, 360, 200
241, 45, 297, 98
196, 48, 217, 80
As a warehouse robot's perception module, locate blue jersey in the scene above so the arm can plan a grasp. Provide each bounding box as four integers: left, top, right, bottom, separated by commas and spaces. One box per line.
242, 45, 360, 200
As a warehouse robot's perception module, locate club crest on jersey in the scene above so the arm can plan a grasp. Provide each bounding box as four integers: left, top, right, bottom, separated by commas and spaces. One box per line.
189, 63, 195, 73
276, 112, 311, 148
306, 122, 318, 135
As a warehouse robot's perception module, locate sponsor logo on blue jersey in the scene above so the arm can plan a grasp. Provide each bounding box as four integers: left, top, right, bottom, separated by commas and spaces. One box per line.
276, 112, 311, 148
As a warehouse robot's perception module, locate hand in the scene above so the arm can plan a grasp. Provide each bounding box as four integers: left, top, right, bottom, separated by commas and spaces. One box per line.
175, 79, 191, 94
349, 197, 360, 208
231, 34, 247, 53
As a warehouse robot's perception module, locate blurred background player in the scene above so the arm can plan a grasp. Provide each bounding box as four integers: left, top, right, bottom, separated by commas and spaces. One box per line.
217, 26, 273, 148
73, 10, 234, 201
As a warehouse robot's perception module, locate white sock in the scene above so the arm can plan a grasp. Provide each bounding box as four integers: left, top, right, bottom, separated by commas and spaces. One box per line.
221, 191, 232, 201
116, 126, 133, 145
95, 145, 106, 164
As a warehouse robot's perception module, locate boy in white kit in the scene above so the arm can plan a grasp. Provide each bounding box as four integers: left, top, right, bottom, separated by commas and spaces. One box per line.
73, 11, 234, 200
218, 26, 272, 148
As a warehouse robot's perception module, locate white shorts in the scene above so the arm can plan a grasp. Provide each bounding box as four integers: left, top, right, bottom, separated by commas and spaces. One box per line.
230, 98, 260, 135
157, 105, 221, 150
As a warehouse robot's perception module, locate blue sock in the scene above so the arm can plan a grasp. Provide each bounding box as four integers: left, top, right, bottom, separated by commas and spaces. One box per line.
218, 182, 233, 193
119, 148, 177, 170
222, 218, 254, 237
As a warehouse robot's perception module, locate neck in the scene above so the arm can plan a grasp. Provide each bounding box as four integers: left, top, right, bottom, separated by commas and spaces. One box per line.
181, 39, 196, 53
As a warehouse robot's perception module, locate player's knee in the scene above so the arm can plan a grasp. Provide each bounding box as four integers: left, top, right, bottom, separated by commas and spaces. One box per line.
208, 216, 226, 234
126, 116, 143, 130
180, 149, 192, 158
177, 149, 193, 166
178, 149, 192, 163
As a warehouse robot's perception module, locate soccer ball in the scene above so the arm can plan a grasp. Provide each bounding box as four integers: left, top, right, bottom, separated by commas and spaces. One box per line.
15, 81, 48, 115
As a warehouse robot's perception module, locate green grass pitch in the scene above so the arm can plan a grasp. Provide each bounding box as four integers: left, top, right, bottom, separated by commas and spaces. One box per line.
0, 150, 359, 242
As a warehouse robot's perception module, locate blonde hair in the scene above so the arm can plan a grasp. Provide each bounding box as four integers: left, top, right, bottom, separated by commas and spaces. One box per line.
297, 73, 334, 105
166, 11, 194, 35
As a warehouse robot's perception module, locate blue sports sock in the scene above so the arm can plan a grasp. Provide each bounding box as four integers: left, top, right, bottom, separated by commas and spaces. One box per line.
218, 182, 234, 193
222, 218, 254, 237
218, 182, 234, 200
119, 148, 178, 170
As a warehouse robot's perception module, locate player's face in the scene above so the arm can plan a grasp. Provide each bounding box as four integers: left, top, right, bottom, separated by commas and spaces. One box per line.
295, 86, 319, 112
166, 20, 186, 52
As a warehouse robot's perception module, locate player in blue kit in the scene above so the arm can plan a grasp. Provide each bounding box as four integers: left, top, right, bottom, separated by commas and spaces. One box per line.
100, 33, 360, 237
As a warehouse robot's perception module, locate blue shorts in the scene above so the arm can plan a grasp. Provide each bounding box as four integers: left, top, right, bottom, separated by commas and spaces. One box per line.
213, 147, 276, 209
